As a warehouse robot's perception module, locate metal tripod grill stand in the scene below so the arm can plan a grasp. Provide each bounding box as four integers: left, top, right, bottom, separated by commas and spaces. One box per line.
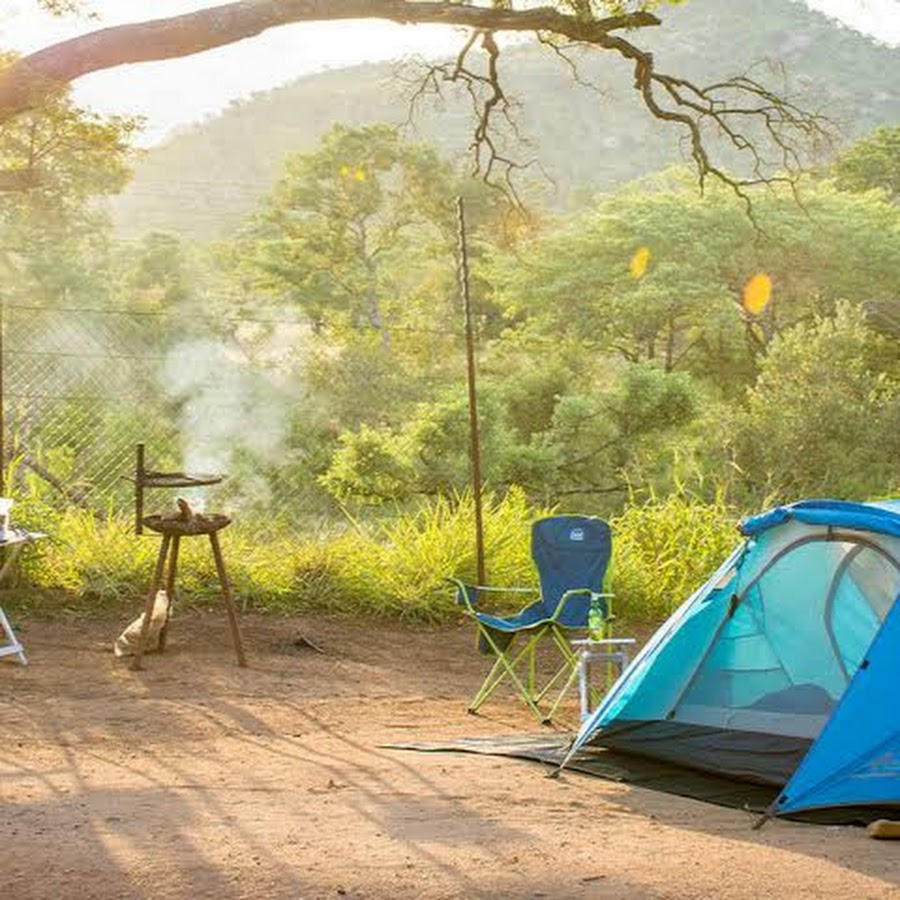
130, 512, 247, 671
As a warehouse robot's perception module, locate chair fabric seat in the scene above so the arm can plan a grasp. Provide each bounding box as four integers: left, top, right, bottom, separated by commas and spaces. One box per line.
474, 602, 549, 633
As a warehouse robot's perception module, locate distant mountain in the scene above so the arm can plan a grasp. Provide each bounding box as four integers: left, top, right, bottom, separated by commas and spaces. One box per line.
109, 0, 900, 241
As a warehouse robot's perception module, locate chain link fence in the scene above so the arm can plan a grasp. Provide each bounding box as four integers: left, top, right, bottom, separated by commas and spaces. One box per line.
2, 301, 313, 528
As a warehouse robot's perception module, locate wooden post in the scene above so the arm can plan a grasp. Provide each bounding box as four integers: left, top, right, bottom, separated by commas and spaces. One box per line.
131, 533, 170, 671
158, 534, 179, 653
457, 197, 486, 585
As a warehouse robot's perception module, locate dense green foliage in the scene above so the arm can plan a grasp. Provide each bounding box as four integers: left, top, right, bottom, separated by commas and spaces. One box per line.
609, 491, 739, 624
834, 125, 900, 201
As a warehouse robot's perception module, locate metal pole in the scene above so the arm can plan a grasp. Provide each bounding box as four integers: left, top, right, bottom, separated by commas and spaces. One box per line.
135, 442, 145, 535
0, 292, 5, 497
457, 197, 486, 585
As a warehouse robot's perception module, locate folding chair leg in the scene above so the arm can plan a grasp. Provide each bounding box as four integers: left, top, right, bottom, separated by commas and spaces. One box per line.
533, 628, 581, 723
468, 627, 547, 721
528, 642, 537, 701
541, 659, 581, 723
469, 655, 545, 720
467, 621, 593, 724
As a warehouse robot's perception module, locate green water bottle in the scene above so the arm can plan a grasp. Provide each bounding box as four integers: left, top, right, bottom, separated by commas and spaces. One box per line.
588, 596, 605, 641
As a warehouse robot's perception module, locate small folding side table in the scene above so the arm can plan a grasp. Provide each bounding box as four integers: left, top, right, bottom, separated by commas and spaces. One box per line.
571, 636, 637, 720
0, 529, 48, 666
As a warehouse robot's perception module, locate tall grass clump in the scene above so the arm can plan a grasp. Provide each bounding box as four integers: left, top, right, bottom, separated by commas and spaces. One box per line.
19, 506, 306, 615
13, 488, 552, 624
610, 490, 740, 625
323, 487, 554, 623
24, 507, 159, 610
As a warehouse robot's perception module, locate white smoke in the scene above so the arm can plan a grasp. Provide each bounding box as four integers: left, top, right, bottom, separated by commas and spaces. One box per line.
160, 322, 309, 512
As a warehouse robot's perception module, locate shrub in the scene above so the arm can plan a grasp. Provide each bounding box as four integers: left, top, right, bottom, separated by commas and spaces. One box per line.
323, 487, 554, 623
11, 488, 553, 625
610, 490, 739, 624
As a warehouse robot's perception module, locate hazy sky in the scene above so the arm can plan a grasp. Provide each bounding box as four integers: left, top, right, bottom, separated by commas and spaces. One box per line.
2, 0, 898, 144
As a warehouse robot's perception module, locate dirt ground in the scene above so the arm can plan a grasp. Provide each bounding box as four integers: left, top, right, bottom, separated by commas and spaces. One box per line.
1, 611, 898, 900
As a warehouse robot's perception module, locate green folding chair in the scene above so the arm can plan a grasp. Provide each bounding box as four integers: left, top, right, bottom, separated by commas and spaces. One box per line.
449, 515, 613, 723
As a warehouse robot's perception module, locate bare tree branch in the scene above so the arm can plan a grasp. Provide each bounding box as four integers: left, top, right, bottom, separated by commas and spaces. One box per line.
0, 0, 659, 121
0, 0, 832, 206
401, 28, 544, 206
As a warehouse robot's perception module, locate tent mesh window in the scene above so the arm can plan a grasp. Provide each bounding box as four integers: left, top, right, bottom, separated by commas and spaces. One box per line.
675, 539, 900, 740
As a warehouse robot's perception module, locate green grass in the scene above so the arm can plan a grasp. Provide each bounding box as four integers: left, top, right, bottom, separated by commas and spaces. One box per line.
3, 488, 743, 627
323, 487, 553, 622
5, 488, 552, 624
609, 489, 740, 624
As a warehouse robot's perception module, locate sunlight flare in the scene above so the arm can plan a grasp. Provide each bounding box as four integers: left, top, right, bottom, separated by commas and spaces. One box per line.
630, 246, 651, 279
742, 272, 773, 315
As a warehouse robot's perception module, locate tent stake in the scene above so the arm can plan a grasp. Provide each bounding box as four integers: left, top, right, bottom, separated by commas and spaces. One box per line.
751, 805, 775, 830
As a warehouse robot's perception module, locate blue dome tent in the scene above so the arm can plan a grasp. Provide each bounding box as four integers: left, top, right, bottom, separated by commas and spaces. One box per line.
568, 499, 900, 821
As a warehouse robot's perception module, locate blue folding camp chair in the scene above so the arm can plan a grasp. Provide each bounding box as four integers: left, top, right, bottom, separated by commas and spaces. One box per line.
449, 515, 614, 723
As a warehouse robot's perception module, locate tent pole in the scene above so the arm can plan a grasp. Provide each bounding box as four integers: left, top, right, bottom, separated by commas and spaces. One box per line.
457, 197, 486, 585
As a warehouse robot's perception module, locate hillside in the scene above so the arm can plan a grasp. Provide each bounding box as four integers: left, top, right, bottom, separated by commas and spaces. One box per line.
109, 0, 900, 241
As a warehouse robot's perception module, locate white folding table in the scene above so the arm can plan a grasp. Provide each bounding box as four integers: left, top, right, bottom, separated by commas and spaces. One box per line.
0, 529, 48, 665
571, 636, 637, 720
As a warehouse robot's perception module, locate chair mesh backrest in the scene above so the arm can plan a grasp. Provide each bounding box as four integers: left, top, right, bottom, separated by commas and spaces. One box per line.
531, 516, 612, 627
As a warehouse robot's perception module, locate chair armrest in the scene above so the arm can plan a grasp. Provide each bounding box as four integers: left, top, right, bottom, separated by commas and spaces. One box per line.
445, 577, 538, 613
446, 576, 477, 613
553, 589, 614, 620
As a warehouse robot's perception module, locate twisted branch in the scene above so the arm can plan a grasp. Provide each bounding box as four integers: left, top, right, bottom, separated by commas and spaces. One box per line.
0, 0, 832, 207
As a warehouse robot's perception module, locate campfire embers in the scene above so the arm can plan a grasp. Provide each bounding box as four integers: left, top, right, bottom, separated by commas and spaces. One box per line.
127, 445, 246, 671
142, 513, 231, 536
142, 497, 231, 536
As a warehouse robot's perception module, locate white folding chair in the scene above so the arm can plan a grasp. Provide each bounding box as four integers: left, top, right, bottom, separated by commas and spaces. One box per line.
0, 606, 26, 665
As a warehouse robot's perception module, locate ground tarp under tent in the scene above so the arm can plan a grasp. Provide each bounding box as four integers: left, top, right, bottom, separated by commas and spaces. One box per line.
568, 499, 900, 822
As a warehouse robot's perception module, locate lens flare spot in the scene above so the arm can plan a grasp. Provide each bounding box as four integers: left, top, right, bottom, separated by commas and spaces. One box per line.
630, 246, 651, 279
742, 273, 773, 315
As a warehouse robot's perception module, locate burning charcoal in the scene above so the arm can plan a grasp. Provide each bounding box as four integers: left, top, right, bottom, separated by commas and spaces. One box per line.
160, 496, 196, 521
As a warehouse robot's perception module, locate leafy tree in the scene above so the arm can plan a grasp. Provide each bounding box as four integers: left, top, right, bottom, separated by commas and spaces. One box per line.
244, 123, 467, 345
487, 173, 900, 391
122, 231, 191, 309
833, 125, 900, 202
0, 66, 138, 306
232, 124, 505, 433
321, 360, 699, 507
727, 304, 900, 502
